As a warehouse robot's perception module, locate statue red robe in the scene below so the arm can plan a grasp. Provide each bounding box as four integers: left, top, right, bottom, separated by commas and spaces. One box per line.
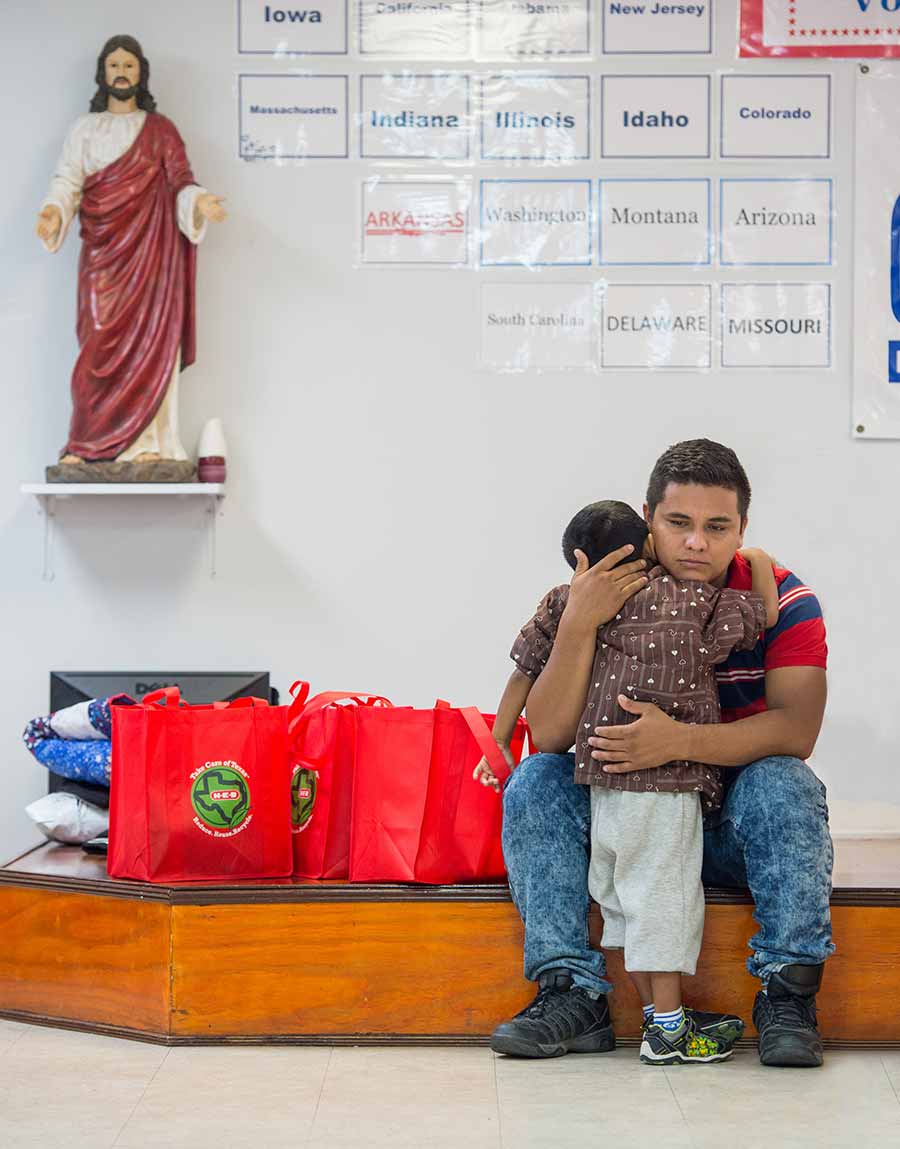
66, 113, 197, 460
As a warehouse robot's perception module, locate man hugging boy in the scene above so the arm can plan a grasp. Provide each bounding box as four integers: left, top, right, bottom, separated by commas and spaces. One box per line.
478, 500, 779, 1064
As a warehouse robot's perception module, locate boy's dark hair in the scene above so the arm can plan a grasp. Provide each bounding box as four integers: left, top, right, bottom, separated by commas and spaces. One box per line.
562, 501, 648, 571
646, 439, 751, 522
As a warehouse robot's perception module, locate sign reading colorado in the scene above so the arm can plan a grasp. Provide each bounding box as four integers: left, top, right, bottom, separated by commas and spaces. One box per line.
720, 75, 831, 158
481, 283, 596, 371
360, 73, 471, 159
362, 178, 470, 264
720, 180, 832, 266
238, 0, 348, 55
480, 180, 592, 266
601, 283, 711, 369
601, 74, 710, 158
602, 0, 711, 55
721, 283, 831, 368
477, 0, 591, 58
239, 75, 349, 160
359, 0, 471, 57
480, 75, 590, 161
598, 179, 710, 265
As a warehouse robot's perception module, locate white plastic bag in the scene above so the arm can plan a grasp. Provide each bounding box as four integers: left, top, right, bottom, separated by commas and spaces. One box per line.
25, 792, 109, 845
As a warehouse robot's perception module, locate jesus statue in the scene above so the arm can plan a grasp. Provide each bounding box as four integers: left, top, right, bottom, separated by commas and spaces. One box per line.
36, 35, 226, 474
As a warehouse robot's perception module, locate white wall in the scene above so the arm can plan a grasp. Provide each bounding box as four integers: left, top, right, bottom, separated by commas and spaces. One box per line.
1, 0, 896, 858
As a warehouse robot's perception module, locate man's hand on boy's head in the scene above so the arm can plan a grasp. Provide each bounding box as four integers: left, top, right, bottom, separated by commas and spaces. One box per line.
564, 546, 649, 634
587, 695, 685, 773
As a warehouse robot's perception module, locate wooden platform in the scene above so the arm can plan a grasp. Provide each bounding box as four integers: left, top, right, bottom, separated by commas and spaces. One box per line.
1, 840, 899, 1047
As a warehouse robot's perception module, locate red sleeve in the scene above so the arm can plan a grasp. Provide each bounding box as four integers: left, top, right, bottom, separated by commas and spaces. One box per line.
766, 617, 828, 671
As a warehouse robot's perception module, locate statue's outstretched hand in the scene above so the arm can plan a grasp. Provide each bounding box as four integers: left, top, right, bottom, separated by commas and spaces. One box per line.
196, 194, 227, 224
36, 205, 62, 246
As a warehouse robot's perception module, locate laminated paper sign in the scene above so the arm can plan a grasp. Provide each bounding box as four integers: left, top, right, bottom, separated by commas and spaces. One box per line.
359, 0, 472, 58
238, 0, 349, 55
853, 64, 900, 438
601, 283, 712, 369
598, 178, 711, 266
239, 74, 349, 160
480, 283, 596, 372
721, 283, 831, 368
720, 74, 831, 159
476, 0, 591, 58
720, 179, 833, 266
479, 179, 593, 266
740, 0, 900, 58
600, 75, 711, 158
359, 73, 471, 160
479, 74, 591, 162
362, 177, 470, 264
602, 0, 712, 55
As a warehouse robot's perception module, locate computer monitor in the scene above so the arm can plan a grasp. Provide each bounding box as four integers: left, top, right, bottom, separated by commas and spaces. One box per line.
47, 671, 274, 808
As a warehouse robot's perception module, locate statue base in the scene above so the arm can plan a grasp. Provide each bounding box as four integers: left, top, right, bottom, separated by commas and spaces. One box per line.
45, 460, 198, 484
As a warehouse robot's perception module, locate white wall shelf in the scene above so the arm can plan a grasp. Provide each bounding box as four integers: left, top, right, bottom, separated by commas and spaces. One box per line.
21, 484, 226, 581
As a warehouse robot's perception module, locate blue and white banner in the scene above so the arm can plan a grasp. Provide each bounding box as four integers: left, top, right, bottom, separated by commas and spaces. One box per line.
854, 64, 900, 438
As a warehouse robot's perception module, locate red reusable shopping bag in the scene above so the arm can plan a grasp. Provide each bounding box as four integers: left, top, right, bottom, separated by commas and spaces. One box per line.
287, 682, 393, 879
108, 687, 292, 883
348, 701, 527, 884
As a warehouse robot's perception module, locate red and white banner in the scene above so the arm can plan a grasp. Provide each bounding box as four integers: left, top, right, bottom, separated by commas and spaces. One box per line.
741, 0, 900, 58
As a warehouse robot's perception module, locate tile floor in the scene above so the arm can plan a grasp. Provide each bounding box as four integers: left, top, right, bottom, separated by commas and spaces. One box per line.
1, 1022, 898, 1148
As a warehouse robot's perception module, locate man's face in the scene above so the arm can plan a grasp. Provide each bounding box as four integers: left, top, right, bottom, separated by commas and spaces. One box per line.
104, 48, 140, 99
644, 482, 746, 586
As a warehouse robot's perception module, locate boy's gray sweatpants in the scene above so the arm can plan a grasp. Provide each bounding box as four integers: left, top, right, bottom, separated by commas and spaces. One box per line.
588, 788, 705, 975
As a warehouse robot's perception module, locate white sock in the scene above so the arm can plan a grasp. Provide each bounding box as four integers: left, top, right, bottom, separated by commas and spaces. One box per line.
654, 1006, 686, 1032
642, 1003, 655, 1022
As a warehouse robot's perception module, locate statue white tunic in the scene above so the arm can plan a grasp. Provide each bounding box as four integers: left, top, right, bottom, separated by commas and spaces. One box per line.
42, 111, 208, 462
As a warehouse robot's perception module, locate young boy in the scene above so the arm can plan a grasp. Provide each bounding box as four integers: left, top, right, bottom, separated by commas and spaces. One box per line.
477, 500, 779, 1065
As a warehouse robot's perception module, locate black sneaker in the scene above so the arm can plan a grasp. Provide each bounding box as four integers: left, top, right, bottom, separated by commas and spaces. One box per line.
642, 1008, 744, 1051
490, 970, 616, 1058
753, 963, 824, 1068
640, 1017, 733, 1066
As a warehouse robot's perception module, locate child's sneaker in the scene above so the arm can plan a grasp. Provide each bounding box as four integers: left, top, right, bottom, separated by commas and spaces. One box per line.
641, 1008, 744, 1051
640, 1017, 733, 1065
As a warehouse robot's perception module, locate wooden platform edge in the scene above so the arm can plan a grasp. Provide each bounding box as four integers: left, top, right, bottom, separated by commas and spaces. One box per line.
2, 1011, 898, 1052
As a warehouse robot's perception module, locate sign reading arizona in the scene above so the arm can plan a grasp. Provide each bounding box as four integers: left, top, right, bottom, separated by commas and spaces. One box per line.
740, 0, 900, 57
190, 761, 253, 837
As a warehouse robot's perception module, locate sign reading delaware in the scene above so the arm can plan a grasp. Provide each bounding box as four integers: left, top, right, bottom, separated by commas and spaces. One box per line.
602, 1, 711, 54
238, 0, 348, 54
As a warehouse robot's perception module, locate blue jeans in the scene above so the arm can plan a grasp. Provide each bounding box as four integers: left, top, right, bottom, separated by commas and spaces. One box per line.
501, 752, 835, 994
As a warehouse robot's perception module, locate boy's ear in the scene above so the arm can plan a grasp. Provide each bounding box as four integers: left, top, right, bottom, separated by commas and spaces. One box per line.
644, 533, 657, 560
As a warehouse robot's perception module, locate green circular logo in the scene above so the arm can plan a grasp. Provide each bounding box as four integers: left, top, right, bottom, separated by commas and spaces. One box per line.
191, 764, 251, 831
291, 767, 317, 832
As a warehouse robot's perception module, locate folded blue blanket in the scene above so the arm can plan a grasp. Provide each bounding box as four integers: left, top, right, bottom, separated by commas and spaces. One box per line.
23, 694, 133, 787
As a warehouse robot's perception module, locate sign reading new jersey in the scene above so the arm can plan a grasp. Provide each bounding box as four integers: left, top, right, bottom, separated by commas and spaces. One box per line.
479, 75, 590, 161
239, 75, 349, 160
720, 74, 831, 159
362, 178, 470, 264
360, 74, 471, 159
601, 75, 710, 158
238, 0, 348, 54
476, 0, 591, 58
480, 283, 596, 371
720, 180, 833, 266
602, 0, 711, 54
359, 0, 472, 57
853, 63, 900, 438
479, 180, 592, 266
721, 283, 831, 368
598, 179, 710, 266
601, 283, 712, 369
741, 0, 900, 59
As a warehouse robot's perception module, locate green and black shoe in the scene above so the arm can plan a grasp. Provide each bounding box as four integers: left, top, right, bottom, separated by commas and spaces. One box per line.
641, 1007, 744, 1052
640, 1017, 733, 1066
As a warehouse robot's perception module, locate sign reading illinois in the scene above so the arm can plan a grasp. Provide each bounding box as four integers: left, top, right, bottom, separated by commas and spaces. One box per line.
740, 0, 900, 58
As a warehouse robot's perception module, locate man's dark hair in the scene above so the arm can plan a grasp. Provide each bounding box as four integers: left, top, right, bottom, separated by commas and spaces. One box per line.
646, 439, 752, 522
89, 35, 157, 113
562, 501, 648, 571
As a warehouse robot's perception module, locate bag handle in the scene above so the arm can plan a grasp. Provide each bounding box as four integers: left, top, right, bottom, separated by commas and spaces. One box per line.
288, 684, 393, 741
141, 686, 184, 707
457, 706, 513, 784
212, 696, 270, 710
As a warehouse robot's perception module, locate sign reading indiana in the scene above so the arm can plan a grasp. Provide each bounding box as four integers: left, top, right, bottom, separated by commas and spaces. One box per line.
741, 0, 900, 57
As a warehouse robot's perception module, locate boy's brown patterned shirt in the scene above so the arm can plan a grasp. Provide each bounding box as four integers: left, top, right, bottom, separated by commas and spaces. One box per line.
510, 567, 768, 809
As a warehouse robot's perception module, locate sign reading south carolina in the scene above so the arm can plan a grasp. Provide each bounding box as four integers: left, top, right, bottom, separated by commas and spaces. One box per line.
191, 761, 253, 837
